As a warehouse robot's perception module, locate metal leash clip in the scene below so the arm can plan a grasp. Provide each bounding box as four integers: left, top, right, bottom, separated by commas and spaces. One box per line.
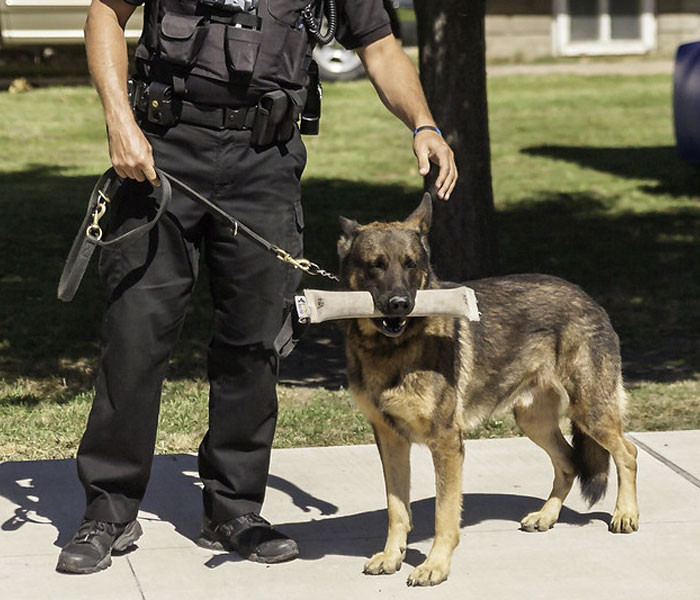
272, 247, 340, 282
86, 189, 111, 241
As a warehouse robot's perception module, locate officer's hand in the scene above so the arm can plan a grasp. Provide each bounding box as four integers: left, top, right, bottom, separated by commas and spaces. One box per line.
413, 130, 457, 200
107, 119, 160, 187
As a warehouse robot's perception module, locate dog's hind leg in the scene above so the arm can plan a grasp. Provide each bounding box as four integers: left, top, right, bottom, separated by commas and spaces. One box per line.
364, 421, 412, 576
514, 386, 576, 532
406, 431, 463, 587
570, 380, 639, 533
602, 432, 639, 533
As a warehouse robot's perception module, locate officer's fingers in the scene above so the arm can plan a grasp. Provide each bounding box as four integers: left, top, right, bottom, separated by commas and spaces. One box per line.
438, 155, 458, 200
413, 140, 431, 176
445, 164, 458, 199
114, 161, 141, 182
417, 150, 430, 176
112, 164, 129, 180
134, 136, 159, 186
131, 169, 146, 183
123, 161, 145, 182
432, 147, 454, 200
143, 163, 160, 187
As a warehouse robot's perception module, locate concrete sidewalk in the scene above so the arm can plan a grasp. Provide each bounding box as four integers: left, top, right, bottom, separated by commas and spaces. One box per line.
1, 431, 699, 600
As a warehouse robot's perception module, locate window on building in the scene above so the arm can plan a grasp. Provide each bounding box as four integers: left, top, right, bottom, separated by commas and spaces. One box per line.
554, 0, 656, 55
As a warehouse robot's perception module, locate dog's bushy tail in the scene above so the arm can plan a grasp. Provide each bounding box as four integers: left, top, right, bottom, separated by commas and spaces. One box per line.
571, 422, 610, 506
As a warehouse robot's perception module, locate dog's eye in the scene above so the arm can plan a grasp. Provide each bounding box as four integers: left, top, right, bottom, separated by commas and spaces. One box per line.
404, 257, 417, 269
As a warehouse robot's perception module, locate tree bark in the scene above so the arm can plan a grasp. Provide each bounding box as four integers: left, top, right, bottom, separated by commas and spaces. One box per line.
413, 0, 498, 281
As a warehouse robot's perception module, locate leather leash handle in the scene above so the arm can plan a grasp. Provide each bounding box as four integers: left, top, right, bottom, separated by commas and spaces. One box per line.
57, 168, 172, 302
58, 165, 318, 303
97, 168, 172, 249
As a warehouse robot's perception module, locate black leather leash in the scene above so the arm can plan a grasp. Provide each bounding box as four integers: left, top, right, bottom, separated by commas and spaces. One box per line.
57, 168, 171, 301
57, 167, 338, 303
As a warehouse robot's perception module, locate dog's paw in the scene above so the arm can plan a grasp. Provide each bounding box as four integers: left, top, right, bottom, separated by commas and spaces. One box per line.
406, 559, 449, 587
520, 510, 557, 532
609, 510, 639, 533
363, 549, 404, 575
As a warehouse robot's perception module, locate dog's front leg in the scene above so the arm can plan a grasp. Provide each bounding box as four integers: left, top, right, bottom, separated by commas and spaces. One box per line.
364, 420, 412, 576
407, 433, 463, 586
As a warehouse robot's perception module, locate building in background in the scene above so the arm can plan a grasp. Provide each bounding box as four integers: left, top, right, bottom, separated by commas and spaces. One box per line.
486, 0, 700, 61
1, 1, 699, 63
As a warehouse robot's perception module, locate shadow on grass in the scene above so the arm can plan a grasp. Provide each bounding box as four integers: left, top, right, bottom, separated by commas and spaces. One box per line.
498, 191, 700, 381
0, 166, 417, 391
522, 145, 700, 198
1, 164, 699, 392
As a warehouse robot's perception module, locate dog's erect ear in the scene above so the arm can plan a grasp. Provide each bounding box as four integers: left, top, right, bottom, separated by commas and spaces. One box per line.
337, 216, 360, 259
339, 216, 360, 239
405, 192, 433, 235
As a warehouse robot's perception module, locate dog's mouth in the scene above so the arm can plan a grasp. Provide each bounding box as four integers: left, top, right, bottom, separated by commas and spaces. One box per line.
372, 317, 408, 337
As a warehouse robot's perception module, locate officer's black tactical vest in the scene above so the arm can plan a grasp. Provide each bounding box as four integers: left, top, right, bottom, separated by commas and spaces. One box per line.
135, 0, 314, 105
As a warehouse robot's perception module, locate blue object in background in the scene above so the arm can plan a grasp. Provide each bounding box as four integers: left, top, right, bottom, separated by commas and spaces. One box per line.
674, 41, 700, 163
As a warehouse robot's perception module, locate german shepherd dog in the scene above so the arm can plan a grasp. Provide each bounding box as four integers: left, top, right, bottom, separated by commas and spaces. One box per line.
337, 194, 639, 587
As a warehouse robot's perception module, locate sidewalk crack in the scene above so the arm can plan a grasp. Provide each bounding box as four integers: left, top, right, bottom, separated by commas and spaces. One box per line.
127, 555, 147, 600
629, 435, 700, 489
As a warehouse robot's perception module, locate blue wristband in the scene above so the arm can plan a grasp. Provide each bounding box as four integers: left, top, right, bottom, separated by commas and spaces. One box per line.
413, 125, 442, 137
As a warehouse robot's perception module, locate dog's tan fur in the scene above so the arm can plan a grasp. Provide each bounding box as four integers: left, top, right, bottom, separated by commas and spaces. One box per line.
337, 195, 639, 586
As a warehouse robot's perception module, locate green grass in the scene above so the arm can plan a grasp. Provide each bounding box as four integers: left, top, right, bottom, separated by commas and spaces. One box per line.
1, 71, 700, 461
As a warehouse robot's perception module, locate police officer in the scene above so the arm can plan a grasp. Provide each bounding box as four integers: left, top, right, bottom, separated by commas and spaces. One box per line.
57, 0, 457, 574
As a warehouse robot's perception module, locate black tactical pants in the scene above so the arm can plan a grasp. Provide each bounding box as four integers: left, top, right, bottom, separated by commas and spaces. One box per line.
76, 122, 306, 524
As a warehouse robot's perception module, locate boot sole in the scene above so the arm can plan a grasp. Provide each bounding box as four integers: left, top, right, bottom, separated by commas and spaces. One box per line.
248, 544, 299, 564
56, 520, 143, 574
112, 521, 143, 553
195, 532, 226, 552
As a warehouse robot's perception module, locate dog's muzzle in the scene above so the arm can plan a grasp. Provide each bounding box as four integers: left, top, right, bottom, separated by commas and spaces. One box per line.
371, 294, 412, 337
372, 316, 408, 337
371, 294, 414, 337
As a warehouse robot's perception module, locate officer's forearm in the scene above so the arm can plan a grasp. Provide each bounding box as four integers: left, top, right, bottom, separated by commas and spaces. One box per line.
357, 35, 436, 131
85, 0, 137, 131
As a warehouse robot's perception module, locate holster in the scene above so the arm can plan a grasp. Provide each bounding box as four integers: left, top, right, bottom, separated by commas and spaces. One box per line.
251, 90, 298, 146
128, 78, 180, 128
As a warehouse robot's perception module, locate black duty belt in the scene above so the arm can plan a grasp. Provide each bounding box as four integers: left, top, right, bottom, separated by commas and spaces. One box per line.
129, 78, 258, 131
129, 78, 304, 146
58, 167, 337, 303
179, 101, 258, 130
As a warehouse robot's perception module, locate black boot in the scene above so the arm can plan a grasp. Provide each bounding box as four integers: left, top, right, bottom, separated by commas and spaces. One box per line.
56, 519, 142, 574
197, 513, 299, 564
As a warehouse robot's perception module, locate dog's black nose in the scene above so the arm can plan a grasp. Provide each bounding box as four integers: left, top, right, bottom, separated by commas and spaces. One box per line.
388, 295, 411, 313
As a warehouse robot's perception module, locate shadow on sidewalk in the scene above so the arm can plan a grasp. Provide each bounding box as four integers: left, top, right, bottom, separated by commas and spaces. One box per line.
0, 455, 608, 564
204, 492, 609, 568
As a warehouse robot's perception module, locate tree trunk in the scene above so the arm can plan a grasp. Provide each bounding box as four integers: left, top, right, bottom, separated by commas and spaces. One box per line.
413, 0, 498, 281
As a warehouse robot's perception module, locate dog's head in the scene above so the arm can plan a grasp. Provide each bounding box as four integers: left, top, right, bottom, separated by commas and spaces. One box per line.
337, 193, 435, 338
